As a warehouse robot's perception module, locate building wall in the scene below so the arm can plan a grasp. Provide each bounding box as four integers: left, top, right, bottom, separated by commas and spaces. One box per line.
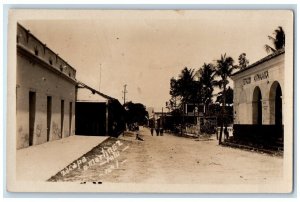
76, 86, 126, 137
232, 53, 284, 125
75, 102, 107, 136
16, 24, 77, 149
75, 87, 108, 136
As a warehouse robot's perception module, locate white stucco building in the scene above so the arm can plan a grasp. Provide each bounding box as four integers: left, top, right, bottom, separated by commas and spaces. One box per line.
231, 50, 284, 149
16, 23, 77, 149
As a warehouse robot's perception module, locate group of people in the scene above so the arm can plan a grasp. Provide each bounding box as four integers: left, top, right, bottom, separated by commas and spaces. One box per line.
150, 127, 164, 136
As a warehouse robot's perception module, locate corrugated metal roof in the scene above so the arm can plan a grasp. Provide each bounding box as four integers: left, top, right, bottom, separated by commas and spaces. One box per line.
77, 81, 117, 101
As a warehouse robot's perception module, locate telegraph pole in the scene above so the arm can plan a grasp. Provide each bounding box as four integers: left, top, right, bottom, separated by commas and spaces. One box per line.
99, 64, 102, 91
122, 84, 127, 105
122, 84, 128, 134
162, 107, 164, 130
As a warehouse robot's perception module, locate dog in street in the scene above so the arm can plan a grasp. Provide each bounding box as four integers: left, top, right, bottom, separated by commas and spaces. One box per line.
136, 134, 144, 141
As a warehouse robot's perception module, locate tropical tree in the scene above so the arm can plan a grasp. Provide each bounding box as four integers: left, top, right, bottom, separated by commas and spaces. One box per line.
169, 67, 200, 134
216, 86, 234, 105
216, 87, 234, 127
198, 63, 216, 113
264, 26, 285, 53
215, 54, 237, 144
177, 67, 196, 104
169, 67, 196, 106
238, 53, 249, 70
124, 101, 149, 126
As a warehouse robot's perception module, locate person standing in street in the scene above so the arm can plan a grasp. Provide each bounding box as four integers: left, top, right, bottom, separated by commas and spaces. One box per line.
160, 128, 164, 136
155, 127, 160, 136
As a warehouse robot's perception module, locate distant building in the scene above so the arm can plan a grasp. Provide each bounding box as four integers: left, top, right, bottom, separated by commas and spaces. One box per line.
231, 50, 284, 149
149, 111, 171, 129
146, 107, 154, 119
76, 81, 126, 137
16, 23, 77, 149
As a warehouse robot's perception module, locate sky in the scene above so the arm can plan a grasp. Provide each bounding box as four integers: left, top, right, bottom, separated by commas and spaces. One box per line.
20, 10, 292, 111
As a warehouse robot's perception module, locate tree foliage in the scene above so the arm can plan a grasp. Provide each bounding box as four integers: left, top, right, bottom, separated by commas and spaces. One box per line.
214, 53, 236, 144
215, 54, 236, 88
124, 101, 149, 125
264, 26, 285, 53
198, 63, 216, 106
216, 86, 233, 105
169, 67, 200, 106
238, 53, 249, 70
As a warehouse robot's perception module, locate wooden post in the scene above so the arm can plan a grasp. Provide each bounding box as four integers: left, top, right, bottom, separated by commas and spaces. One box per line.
161, 107, 164, 129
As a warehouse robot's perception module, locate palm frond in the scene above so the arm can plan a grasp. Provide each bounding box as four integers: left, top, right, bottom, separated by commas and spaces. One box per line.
267, 35, 276, 42
264, 44, 276, 53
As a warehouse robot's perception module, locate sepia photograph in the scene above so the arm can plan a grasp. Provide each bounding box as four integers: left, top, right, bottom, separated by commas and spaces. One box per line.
6, 9, 294, 193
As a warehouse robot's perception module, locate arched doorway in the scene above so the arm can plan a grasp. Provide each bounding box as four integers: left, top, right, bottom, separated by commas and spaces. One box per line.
269, 81, 283, 144
252, 86, 262, 124
275, 85, 282, 125
269, 81, 282, 125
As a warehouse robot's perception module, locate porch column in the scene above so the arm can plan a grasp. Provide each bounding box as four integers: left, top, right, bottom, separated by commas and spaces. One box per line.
262, 98, 271, 124
268, 98, 275, 124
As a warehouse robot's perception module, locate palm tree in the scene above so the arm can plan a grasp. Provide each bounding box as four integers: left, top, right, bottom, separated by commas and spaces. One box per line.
215, 54, 236, 144
177, 67, 195, 104
264, 26, 285, 53
199, 63, 216, 114
216, 86, 234, 105
169, 67, 196, 135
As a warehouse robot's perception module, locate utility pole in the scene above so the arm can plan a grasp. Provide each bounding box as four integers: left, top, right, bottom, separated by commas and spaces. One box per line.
99, 64, 102, 91
121, 84, 128, 135
161, 107, 165, 130
161, 107, 164, 130
122, 84, 127, 105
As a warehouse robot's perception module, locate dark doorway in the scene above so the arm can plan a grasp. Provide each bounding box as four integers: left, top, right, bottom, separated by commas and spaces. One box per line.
252, 87, 262, 125
69, 102, 73, 136
275, 85, 282, 126
61, 100, 64, 138
47, 96, 52, 141
75, 102, 106, 136
29, 91, 36, 146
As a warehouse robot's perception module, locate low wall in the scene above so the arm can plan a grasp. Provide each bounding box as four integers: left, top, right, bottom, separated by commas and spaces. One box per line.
232, 124, 284, 149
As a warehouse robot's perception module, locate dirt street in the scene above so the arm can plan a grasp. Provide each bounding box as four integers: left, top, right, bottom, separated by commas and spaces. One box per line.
50, 127, 283, 184
114, 127, 283, 184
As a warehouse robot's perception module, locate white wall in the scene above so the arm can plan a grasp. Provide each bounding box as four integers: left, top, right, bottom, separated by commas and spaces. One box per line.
233, 53, 284, 125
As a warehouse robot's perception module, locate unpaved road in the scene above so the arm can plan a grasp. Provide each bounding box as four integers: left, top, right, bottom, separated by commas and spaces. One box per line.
112, 128, 283, 184
51, 127, 283, 185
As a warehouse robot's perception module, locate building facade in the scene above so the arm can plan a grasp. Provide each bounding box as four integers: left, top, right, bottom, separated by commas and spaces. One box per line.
75, 82, 126, 137
16, 23, 77, 149
231, 50, 284, 149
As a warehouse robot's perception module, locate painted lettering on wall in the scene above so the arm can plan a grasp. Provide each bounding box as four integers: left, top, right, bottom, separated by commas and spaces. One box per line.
242, 71, 269, 86
254, 71, 269, 81
243, 77, 251, 85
